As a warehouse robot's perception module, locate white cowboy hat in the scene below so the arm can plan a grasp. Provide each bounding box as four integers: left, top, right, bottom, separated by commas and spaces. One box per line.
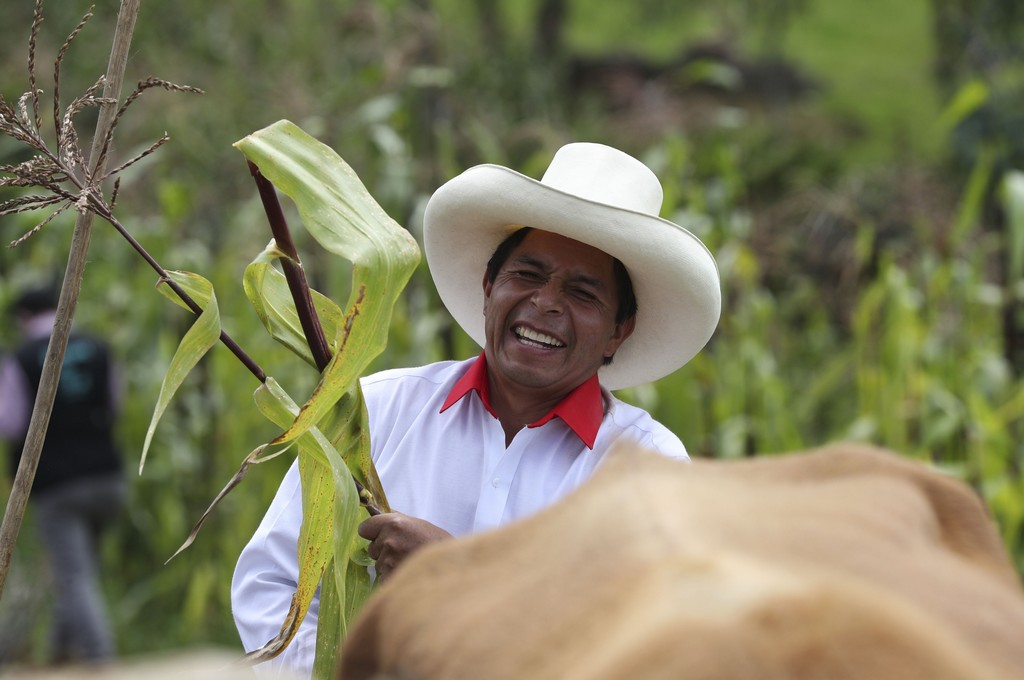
422, 142, 721, 390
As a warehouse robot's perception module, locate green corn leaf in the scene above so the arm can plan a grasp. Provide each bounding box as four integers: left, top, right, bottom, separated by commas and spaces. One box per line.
140, 271, 220, 474
312, 559, 343, 680
935, 79, 989, 136
951, 145, 995, 249
316, 381, 388, 514
235, 120, 414, 515
1000, 170, 1024, 286
310, 443, 376, 679
234, 120, 420, 449
247, 377, 365, 665
243, 225, 387, 507
243, 240, 348, 368
235, 120, 419, 670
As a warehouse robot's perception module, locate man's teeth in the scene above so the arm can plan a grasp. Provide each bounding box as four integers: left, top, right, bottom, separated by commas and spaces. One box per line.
515, 326, 565, 348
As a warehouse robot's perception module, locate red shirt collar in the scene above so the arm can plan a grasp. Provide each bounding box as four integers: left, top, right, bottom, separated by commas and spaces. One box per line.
440, 354, 604, 449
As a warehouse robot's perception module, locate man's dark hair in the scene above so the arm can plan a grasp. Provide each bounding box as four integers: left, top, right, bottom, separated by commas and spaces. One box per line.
11, 285, 59, 317
485, 226, 638, 328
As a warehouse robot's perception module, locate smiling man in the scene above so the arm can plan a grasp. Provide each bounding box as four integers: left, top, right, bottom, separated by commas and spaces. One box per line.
482, 229, 636, 441
231, 143, 721, 677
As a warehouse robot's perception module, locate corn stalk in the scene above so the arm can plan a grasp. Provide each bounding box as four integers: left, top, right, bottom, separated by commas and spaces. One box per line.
145, 122, 420, 674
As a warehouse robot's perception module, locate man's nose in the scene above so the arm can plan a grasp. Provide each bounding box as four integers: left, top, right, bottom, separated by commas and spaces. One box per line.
531, 280, 565, 313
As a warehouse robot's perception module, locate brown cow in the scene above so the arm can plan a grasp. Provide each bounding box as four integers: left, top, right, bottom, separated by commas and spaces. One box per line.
339, 443, 1024, 680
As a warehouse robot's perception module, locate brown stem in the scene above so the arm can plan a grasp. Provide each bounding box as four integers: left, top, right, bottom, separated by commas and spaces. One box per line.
88, 197, 267, 383
356, 481, 382, 517
247, 160, 332, 373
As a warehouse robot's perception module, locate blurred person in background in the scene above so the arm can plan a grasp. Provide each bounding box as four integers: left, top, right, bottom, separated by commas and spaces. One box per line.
0, 285, 125, 665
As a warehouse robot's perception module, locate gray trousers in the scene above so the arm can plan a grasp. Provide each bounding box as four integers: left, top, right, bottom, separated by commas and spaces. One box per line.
33, 472, 126, 663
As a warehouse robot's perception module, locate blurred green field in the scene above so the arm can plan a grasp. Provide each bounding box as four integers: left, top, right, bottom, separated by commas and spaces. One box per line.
783, 0, 941, 161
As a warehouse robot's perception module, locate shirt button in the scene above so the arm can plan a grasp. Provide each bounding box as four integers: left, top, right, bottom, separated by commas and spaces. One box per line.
491, 478, 501, 488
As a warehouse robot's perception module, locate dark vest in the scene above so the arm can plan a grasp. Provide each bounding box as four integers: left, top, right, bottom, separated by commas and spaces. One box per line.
10, 333, 122, 493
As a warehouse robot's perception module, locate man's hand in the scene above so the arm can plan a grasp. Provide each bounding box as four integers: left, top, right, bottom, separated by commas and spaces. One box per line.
358, 512, 452, 582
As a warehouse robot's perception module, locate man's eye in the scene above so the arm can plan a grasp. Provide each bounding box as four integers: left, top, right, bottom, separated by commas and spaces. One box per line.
570, 288, 598, 302
512, 269, 544, 281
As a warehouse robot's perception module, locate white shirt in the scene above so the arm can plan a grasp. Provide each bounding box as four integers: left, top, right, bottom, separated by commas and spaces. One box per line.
231, 358, 687, 676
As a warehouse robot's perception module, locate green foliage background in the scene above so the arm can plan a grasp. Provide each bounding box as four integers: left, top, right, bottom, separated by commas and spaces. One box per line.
1, 0, 1023, 664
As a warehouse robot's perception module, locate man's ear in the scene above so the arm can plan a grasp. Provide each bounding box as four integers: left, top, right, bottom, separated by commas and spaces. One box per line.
481, 272, 492, 313
604, 314, 637, 359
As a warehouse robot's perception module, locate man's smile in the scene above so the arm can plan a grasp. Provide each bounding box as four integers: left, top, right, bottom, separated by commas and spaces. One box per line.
513, 325, 566, 349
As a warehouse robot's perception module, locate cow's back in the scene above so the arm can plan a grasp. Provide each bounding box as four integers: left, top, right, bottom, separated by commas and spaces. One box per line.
340, 443, 1024, 680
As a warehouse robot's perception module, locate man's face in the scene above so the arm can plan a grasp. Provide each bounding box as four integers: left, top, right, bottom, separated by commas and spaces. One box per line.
482, 230, 635, 402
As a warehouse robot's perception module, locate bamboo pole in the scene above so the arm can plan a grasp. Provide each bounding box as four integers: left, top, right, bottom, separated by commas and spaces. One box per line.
0, 0, 142, 598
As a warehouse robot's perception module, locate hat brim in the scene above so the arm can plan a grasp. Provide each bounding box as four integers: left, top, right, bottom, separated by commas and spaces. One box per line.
423, 164, 721, 390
